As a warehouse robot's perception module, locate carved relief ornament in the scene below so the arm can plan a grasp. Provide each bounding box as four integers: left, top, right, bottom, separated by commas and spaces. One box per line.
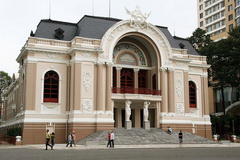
83, 71, 92, 91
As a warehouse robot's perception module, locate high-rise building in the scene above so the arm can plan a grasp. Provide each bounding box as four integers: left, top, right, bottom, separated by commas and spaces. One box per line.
197, 0, 240, 41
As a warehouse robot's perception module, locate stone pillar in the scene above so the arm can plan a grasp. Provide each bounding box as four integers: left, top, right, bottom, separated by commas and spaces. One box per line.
72, 63, 81, 110
116, 67, 122, 88
125, 100, 132, 130
161, 68, 168, 113
106, 63, 112, 111
143, 101, 150, 130
25, 63, 37, 110
168, 69, 174, 113
97, 63, 105, 111
134, 68, 139, 89
202, 76, 209, 115
184, 71, 189, 113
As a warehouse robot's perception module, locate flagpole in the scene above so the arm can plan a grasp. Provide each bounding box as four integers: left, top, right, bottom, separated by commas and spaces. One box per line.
109, 0, 111, 17
92, 0, 94, 16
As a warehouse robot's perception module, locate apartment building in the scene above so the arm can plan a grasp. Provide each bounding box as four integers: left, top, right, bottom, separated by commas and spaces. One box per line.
197, 0, 240, 41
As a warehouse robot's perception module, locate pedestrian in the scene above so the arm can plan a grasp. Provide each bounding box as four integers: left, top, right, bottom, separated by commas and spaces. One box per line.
110, 131, 115, 148
45, 129, 53, 150
178, 130, 183, 146
66, 133, 72, 147
106, 132, 111, 147
72, 131, 76, 147
51, 132, 55, 148
167, 126, 172, 135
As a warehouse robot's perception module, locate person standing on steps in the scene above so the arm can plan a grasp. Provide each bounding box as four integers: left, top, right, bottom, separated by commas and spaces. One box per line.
106, 132, 111, 148
110, 131, 115, 148
45, 129, 53, 150
178, 130, 183, 146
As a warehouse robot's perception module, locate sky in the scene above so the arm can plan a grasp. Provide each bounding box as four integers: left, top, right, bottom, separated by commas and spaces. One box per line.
0, 0, 197, 76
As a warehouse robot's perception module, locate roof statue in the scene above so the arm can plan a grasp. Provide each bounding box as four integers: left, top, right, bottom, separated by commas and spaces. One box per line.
125, 6, 151, 29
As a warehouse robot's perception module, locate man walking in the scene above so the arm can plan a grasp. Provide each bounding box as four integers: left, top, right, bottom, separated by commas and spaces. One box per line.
110, 131, 115, 148
45, 129, 53, 150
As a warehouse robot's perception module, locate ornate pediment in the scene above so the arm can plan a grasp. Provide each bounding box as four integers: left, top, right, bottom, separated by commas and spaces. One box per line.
126, 6, 151, 29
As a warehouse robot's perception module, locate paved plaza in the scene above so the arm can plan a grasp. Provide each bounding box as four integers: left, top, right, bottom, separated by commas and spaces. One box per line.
0, 143, 240, 160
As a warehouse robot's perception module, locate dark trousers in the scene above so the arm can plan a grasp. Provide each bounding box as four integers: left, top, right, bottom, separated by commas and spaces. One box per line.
45, 138, 52, 149
110, 139, 114, 148
66, 141, 72, 147
107, 140, 111, 147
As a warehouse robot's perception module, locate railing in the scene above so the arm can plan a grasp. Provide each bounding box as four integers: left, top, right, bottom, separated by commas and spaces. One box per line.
112, 87, 161, 95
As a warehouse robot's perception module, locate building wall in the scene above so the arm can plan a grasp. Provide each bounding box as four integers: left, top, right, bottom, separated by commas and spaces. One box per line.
0, 19, 212, 144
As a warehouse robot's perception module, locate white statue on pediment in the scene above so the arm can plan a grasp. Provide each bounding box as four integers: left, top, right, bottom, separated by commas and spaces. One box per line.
126, 6, 151, 29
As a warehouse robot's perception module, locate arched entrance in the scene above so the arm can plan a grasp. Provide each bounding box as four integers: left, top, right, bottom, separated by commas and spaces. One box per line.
111, 34, 161, 129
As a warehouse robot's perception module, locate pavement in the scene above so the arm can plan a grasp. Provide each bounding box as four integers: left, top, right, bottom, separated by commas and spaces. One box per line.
1, 141, 240, 150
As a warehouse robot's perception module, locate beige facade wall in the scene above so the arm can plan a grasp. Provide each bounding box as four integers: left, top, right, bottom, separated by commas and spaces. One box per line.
1, 18, 211, 144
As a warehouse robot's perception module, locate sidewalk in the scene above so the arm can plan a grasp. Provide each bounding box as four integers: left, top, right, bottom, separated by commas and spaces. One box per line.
1, 142, 240, 150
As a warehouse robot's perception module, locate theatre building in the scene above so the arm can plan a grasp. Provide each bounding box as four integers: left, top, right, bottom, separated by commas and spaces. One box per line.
0, 8, 212, 144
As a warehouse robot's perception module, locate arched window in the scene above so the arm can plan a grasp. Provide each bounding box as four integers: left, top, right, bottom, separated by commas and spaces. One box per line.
43, 71, 59, 103
189, 81, 197, 108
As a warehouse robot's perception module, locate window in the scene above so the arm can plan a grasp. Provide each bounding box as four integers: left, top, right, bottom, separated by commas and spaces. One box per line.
205, 0, 211, 7
138, 70, 147, 89
213, 13, 220, 20
237, 0, 240, 7
113, 67, 116, 87
236, 17, 240, 26
189, 81, 197, 108
213, 22, 221, 29
229, 24, 234, 31
205, 8, 212, 15
206, 17, 212, 24
206, 25, 212, 32
213, 4, 219, 12
222, 19, 225, 26
199, 4, 203, 10
236, 7, 240, 17
221, 1, 225, 7
221, 10, 225, 17
200, 13, 203, 18
228, 5, 233, 11
228, 14, 233, 21
121, 68, 134, 88
43, 71, 59, 103
200, 21, 204, 27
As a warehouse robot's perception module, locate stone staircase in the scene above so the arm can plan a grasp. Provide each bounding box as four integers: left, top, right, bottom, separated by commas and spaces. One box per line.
77, 128, 215, 145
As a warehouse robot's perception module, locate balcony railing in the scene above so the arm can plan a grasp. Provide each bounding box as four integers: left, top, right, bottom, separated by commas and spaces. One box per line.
112, 87, 161, 95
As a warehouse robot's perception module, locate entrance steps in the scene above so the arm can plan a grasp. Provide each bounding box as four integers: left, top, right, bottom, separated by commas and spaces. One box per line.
77, 128, 215, 145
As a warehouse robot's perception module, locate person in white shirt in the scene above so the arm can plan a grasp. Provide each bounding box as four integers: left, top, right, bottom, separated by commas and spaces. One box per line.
110, 131, 115, 148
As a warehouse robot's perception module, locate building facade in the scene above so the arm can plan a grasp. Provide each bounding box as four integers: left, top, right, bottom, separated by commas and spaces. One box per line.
1, 8, 212, 144
197, 0, 240, 41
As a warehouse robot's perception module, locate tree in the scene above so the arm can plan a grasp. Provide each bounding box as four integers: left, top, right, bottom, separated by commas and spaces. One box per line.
187, 28, 212, 54
0, 71, 11, 103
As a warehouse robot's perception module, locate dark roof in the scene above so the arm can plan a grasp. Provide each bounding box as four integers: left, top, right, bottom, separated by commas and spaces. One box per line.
173, 36, 199, 55
76, 15, 120, 39
32, 15, 198, 55
34, 19, 77, 41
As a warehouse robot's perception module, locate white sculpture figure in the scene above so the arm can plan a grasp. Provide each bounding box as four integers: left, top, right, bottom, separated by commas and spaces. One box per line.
125, 6, 151, 29
125, 100, 132, 121
144, 101, 150, 121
